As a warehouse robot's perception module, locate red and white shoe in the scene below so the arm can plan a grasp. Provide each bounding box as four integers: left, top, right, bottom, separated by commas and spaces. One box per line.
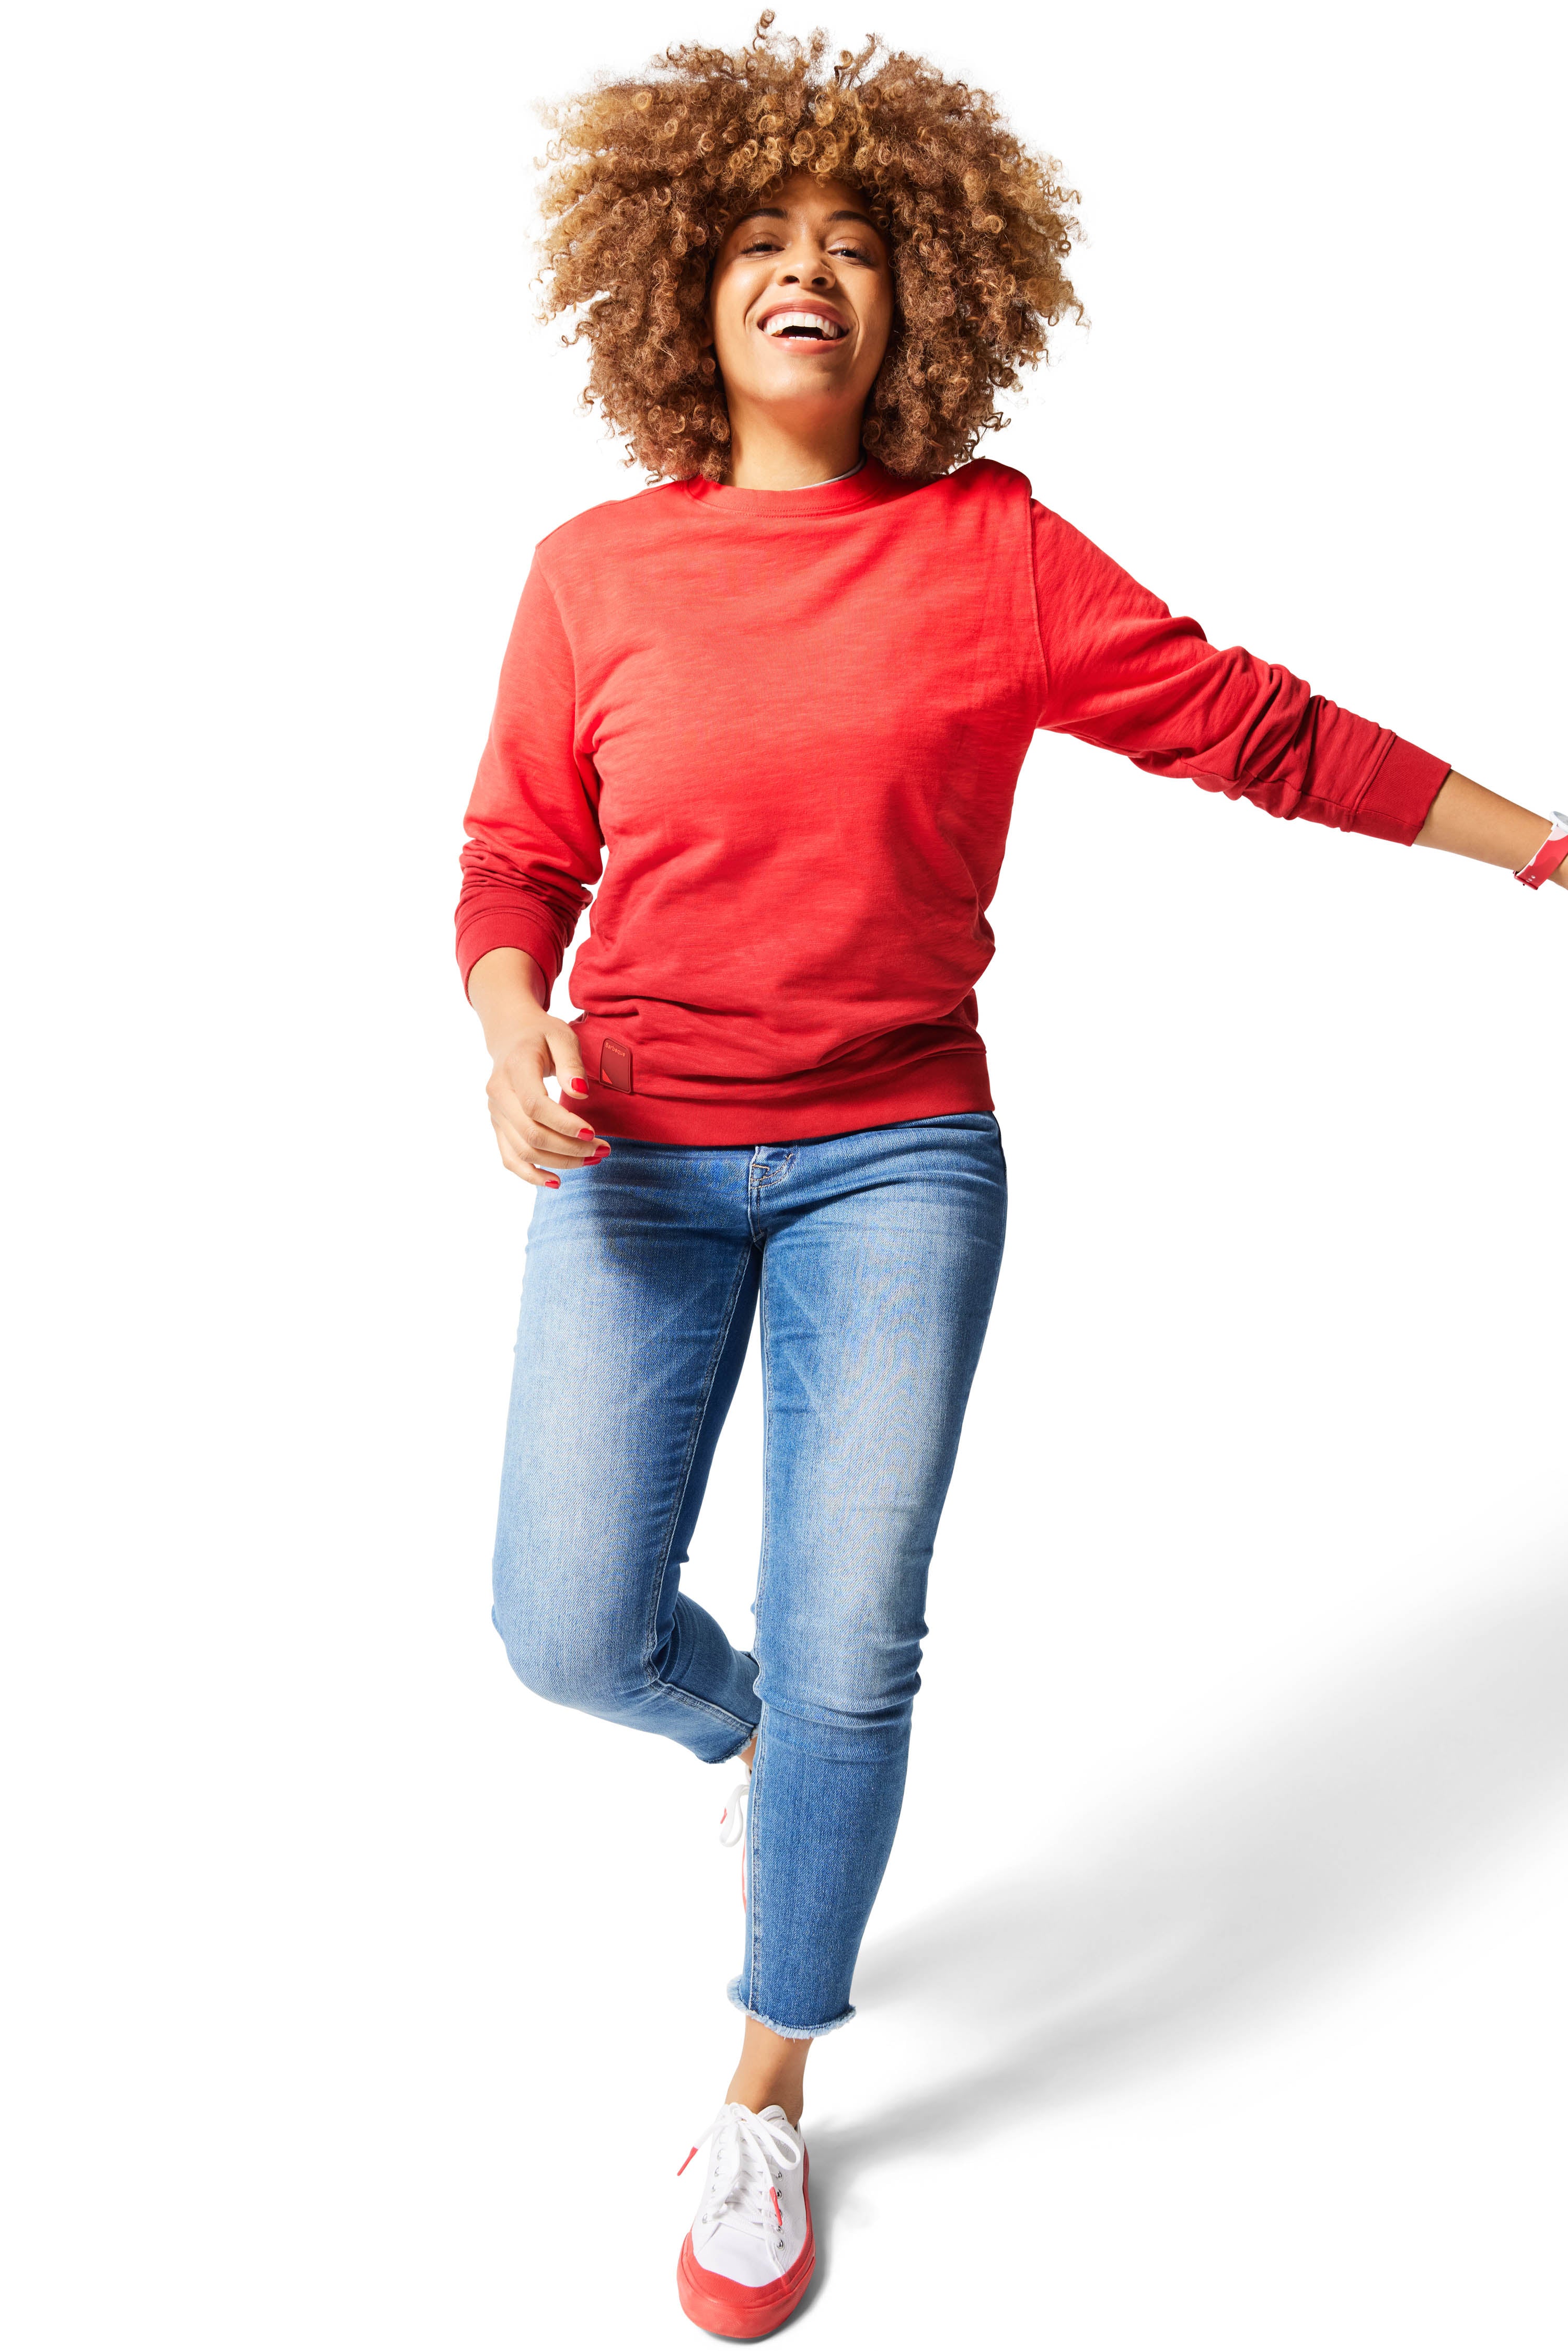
675, 2101, 814, 2338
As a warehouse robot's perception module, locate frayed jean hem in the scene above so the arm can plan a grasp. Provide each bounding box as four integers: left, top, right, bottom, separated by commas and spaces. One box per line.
726, 1979, 856, 2039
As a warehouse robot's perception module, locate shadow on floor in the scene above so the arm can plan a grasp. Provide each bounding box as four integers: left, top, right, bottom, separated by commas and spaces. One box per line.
808, 1552, 1568, 2250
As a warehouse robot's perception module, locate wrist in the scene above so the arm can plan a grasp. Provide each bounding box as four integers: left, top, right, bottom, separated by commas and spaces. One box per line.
483, 1007, 549, 1062
467, 946, 551, 1051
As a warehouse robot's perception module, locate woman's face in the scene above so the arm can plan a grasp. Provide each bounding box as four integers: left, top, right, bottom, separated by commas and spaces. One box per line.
706, 175, 893, 440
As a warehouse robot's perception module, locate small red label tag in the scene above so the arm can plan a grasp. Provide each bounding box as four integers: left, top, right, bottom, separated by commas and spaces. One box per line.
600, 1039, 633, 1091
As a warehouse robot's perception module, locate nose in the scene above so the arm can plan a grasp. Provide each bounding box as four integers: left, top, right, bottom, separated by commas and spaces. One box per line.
779, 250, 833, 289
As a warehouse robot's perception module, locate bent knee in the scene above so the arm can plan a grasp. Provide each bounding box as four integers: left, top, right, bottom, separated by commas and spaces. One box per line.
491, 1570, 645, 1717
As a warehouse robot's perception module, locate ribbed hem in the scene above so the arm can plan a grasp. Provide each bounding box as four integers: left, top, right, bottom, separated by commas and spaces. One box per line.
457, 910, 564, 1001
1343, 737, 1452, 847
568, 1046, 994, 1145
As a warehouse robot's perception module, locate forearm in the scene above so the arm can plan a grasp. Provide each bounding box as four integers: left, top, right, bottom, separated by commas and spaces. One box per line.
1414, 770, 1568, 888
467, 947, 550, 1052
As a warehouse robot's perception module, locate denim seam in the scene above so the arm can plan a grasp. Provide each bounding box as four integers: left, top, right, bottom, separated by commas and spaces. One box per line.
745, 1246, 779, 2013
714, 1721, 758, 1768
637, 1245, 760, 1742
745, 1713, 766, 2014
642, 1676, 757, 1736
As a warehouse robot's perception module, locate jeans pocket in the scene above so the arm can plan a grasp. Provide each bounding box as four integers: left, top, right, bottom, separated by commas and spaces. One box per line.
991, 1114, 1008, 1176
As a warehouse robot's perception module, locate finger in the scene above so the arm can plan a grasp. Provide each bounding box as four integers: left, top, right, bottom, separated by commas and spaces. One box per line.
497, 1133, 558, 1189
544, 1021, 591, 1102
492, 1103, 610, 1173
517, 1091, 610, 1158
512, 1134, 600, 1172
488, 1071, 603, 1158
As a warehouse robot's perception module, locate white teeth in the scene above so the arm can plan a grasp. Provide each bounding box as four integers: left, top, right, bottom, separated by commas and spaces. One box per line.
763, 310, 847, 340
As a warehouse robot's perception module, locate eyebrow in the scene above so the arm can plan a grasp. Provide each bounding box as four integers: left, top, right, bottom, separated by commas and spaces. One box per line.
729, 205, 885, 240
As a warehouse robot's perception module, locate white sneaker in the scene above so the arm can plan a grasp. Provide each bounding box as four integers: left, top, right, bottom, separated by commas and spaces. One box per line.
676, 2101, 814, 2337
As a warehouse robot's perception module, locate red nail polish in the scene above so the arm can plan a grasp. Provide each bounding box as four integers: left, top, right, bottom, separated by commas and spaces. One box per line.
569, 1078, 589, 1094
578, 1127, 595, 1141
546, 1176, 560, 1189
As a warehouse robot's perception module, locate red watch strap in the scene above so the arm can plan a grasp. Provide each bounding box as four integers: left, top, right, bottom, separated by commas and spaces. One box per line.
1515, 812, 1568, 890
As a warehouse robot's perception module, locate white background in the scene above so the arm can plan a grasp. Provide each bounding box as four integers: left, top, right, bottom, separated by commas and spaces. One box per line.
6, 1, 1566, 2343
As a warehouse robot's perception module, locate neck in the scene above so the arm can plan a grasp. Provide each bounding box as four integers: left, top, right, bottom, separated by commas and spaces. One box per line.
724, 405, 865, 491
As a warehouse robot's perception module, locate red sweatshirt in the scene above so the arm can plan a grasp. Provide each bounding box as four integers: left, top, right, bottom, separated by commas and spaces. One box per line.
456, 454, 1450, 1143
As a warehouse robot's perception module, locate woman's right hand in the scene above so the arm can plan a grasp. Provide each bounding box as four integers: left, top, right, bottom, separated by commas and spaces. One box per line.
467, 948, 610, 1189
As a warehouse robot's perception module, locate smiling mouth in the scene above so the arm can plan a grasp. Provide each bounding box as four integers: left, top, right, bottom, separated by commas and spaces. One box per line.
761, 310, 849, 342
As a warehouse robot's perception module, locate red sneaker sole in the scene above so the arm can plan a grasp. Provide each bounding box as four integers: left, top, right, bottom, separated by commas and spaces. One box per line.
676, 2152, 815, 2338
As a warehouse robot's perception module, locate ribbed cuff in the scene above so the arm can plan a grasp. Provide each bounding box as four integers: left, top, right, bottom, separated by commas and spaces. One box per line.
1345, 737, 1453, 846
456, 910, 564, 1000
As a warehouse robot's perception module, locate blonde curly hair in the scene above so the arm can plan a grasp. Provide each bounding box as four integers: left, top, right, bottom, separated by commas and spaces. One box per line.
535, 15, 1085, 481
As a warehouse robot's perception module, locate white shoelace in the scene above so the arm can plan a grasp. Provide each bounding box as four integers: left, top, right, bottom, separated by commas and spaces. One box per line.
718, 1777, 748, 1910
718, 1781, 748, 1850
678, 2103, 802, 2264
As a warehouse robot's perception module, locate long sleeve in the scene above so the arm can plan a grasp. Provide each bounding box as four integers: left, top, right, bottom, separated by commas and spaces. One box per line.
1030, 502, 1450, 844
454, 556, 605, 999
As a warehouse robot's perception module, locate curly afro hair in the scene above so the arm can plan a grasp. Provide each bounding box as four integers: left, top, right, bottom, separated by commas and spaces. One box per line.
535, 15, 1085, 482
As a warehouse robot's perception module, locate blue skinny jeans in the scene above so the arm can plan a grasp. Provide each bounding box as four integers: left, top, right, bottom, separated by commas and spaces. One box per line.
491, 1110, 1008, 2036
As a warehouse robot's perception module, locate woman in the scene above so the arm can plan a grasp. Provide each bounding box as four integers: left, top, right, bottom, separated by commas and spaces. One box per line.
455, 20, 1565, 2336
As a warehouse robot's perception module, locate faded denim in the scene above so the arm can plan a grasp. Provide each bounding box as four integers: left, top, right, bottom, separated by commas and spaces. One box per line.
491, 1111, 1007, 2036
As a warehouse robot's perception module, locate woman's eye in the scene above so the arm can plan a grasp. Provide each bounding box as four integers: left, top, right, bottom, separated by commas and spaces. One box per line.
737, 238, 874, 261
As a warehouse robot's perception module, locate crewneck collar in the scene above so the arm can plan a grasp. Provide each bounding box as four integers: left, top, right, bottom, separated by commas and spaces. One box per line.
683, 451, 914, 521
777, 453, 865, 489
